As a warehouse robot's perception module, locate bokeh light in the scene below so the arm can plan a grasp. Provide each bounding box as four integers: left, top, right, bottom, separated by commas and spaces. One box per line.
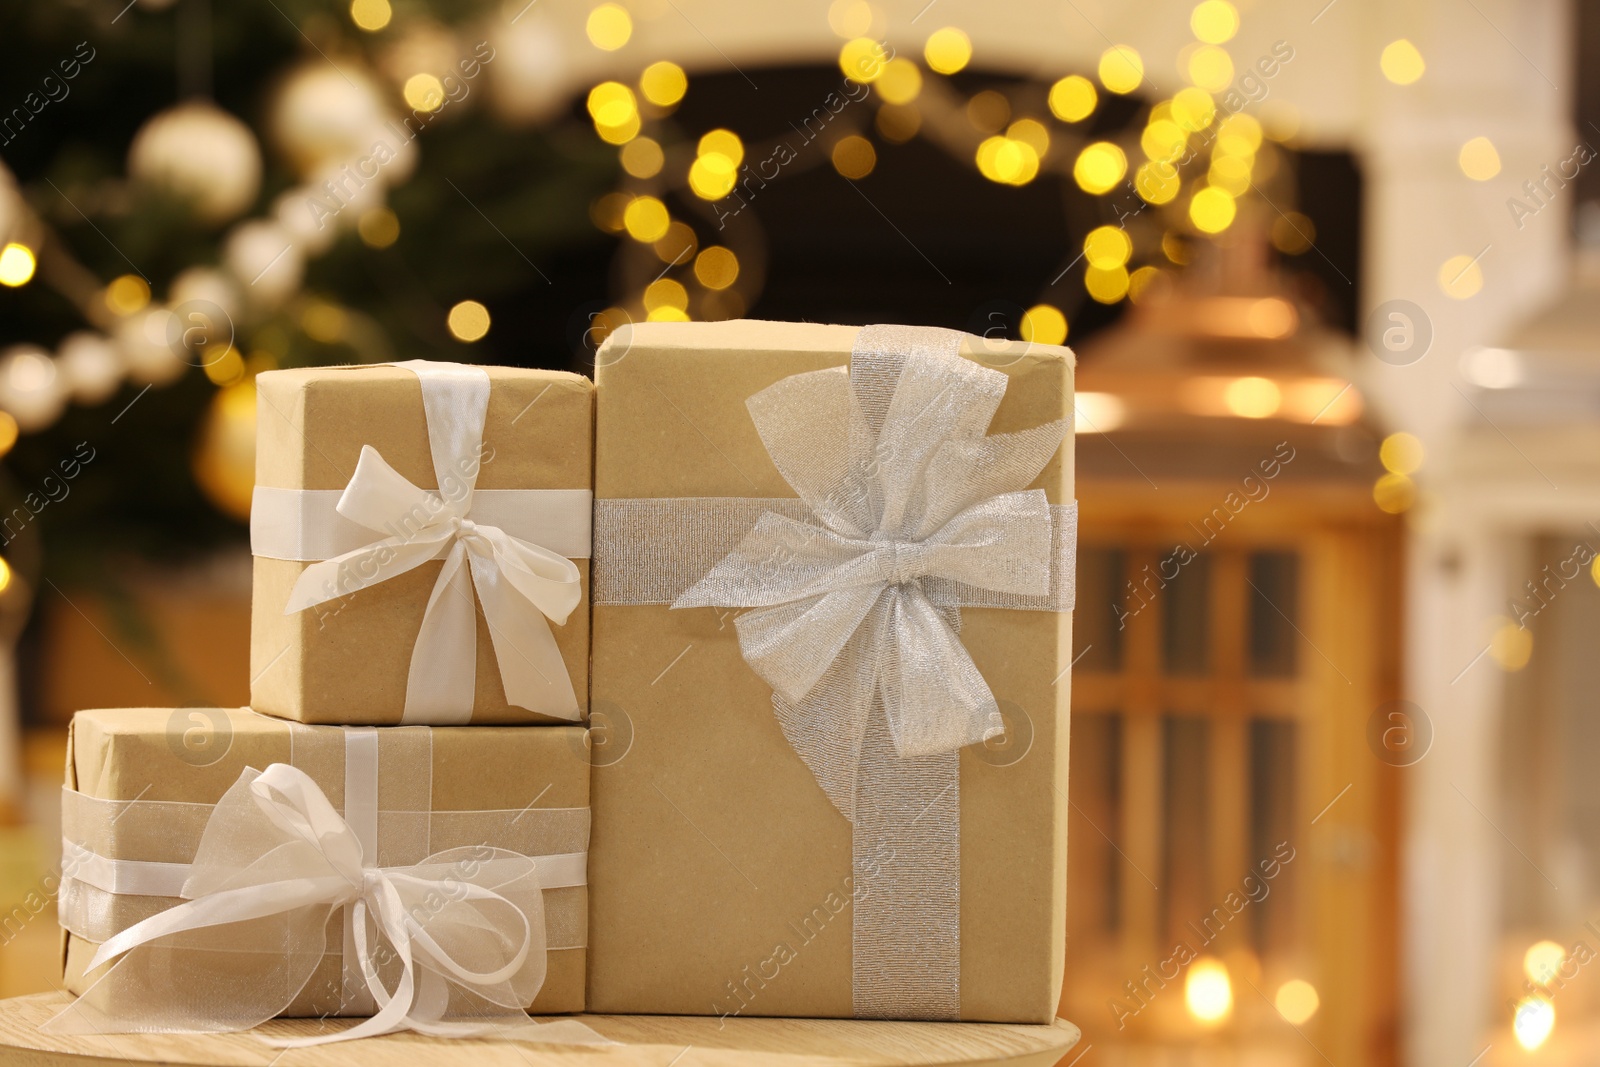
446, 300, 490, 342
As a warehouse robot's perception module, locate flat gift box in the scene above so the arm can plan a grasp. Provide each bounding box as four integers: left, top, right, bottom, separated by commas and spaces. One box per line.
60, 707, 590, 1016
251, 364, 592, 725
586, 320, 1073, 1023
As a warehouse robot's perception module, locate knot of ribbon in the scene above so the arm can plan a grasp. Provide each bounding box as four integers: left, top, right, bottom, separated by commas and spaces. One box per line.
282, 361, 581, 723
45, 763, 603, 1047
673, 327, 1068, 820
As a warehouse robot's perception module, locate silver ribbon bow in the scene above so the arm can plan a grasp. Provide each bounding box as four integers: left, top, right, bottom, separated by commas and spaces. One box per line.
283, 361, 581, 723
674, 326, 1067, 819
45, 763, 605, 1046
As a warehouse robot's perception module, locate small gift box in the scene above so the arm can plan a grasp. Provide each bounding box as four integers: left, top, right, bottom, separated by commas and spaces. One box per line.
251, 361, 592, 726
55, 707, 592, 1036
587, 321, 1075, 1023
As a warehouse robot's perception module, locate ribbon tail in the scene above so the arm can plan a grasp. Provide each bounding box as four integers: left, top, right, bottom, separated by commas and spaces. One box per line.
471, 545, 579, 720
404, 541, 479, 724
880, 588, 999, 758
769, 598, 889, 823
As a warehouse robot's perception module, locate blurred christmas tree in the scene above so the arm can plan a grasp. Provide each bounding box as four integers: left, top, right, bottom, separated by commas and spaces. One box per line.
0, 0, 617, 591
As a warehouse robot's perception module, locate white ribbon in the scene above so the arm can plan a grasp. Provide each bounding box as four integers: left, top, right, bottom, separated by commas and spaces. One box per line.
673, 325, 1069, 819
45, 764, 606, 1047
275, 361, 583, 724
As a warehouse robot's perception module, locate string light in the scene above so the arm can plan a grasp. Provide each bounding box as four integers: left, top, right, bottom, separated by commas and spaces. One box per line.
1073, 142, 1127, 194
620, 136, 664, 178
1514, 997, 1555, 1051
1085, 265, 1130, 303
349, 0, 391, 31
1380, 432, 1424, 475
1048, 75, 1096, 122
1190, 186, 1237, 233
0, 244, 36, 288
840, 38, 889, 83
1083, 226, 1132, 269
586, 3, 633, 51
1190, 0, 1239, 43
924, 28, 971, 74
876, 58, 922, 105
1459, 136, 1501, 181
358, 207, 400, 248
1098, 45, 1143, 94
694, 246, 740, 289
639, 61, 688, 107
1185, 958, 1233, 1024
1438, 254, 1484, 299
1274, 980, 1319, 1025
446, 300, 491, 342
832, 135, 877, 179
1381, 39, 1425, 84
1373, 472, 1416, 515
1186, 45, 1234, 92
1135, 161, 1180, 204
623, 196, 671, 242
827, 0, 874, 38
402, 74, 444, 112
643, 278, 688, 312
1021, 304, 1067, 345
1171, 87, 1216, 132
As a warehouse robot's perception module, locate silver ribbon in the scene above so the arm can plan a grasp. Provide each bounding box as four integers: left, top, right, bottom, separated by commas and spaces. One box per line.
265, 360, 584, 724
595, 324, 1073, 1019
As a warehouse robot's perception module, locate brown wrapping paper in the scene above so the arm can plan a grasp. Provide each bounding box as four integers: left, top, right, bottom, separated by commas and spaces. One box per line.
587, 320, 1073, 1023
61, 707, 589, 1015
251, 365, 592, 725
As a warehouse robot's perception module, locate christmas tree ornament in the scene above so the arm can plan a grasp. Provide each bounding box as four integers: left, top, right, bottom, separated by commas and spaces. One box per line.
0, 346, 67, 431
223, 220, 304, 307
55, 332, 123, 405
270, 63, 391, 174
127, 102, 262, 224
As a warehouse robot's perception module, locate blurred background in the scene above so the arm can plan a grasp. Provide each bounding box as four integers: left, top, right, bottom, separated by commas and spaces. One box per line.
0, 0, 1590, 1063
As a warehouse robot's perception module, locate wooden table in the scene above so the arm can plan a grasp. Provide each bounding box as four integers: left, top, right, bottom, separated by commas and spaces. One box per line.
0, 993, 1082, 1066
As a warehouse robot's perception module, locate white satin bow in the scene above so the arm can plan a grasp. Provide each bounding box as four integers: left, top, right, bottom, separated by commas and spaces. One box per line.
674, 337, 1067, 819
45, 764, 603, 1047
283, 361, 581, 723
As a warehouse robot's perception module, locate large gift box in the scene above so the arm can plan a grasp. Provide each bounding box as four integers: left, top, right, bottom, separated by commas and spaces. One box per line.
251, 361, 593, 726
587, 321, 1075, 1022
58, 707, 591, 1026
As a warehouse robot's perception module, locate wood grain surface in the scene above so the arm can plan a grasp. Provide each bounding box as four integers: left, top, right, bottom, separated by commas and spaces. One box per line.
0, 993, 1081, 1067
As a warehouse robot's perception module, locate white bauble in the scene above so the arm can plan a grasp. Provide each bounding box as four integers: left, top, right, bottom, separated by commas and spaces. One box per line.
128, 102, 262, 224
0, 347, 67, 431
56, 332, 123, 405
116, 308, 186, 385
271, 63, 391, 174
489, 16, 567, 124
168, 267, 242, 335
274, 188, 338, 256
224, 220, 304, 307
307, 161, 385, 229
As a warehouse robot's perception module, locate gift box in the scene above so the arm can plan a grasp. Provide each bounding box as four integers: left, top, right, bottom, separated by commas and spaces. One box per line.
58, 707, 591, 1023
587, 320, 1075, 1022
251, 361, 593, 726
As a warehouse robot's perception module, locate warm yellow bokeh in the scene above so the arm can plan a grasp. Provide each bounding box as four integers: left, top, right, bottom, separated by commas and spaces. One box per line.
1172, 87, 1216, 132
1381, 39, 1425, 84
694, 246, 740, 290
1190, 0, 1239, 43
876, 58, 922, 105
1374, 472, 1417, 514
0, 244, 37, 288
832, 135, 877, 179
1438, 254, 1484, 299
1098, 46, 1143, 94
924, 28, 972, 75
1083, 225, 1132, 269
1190, 187, 1237, 233
1274, 980, 1320, 1025
1185, 958, 1233, 1024
586, 3, 633, 51
1135, 161, 1180, 204
446, 300, 490, 342
623, 195, 671, 242
1085, 265, 1130, 303
349, 0, 391, 32
621, 137, 664, 178
841, 37, 889, 83
1459, 136, 1501, 180
402, 73, 444, 112
1073, 142, 1127, 194
640, 61, 688, 107
1186, 44, 1234, 92
1048, 75, 1097, 122
1021, 304, 1067, 345
1380, 432, 1425, 475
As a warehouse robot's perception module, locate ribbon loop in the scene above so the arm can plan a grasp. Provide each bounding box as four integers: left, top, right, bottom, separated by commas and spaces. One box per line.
279, 361, 581, 724
45, 764, 600, 1047
672, 328, 1068, 816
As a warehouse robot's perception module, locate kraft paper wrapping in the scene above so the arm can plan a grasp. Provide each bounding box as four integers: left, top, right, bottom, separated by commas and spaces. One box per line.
60, 708, 590, 1015
251, 365, 592, 725
586, 320, 1073, 1023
